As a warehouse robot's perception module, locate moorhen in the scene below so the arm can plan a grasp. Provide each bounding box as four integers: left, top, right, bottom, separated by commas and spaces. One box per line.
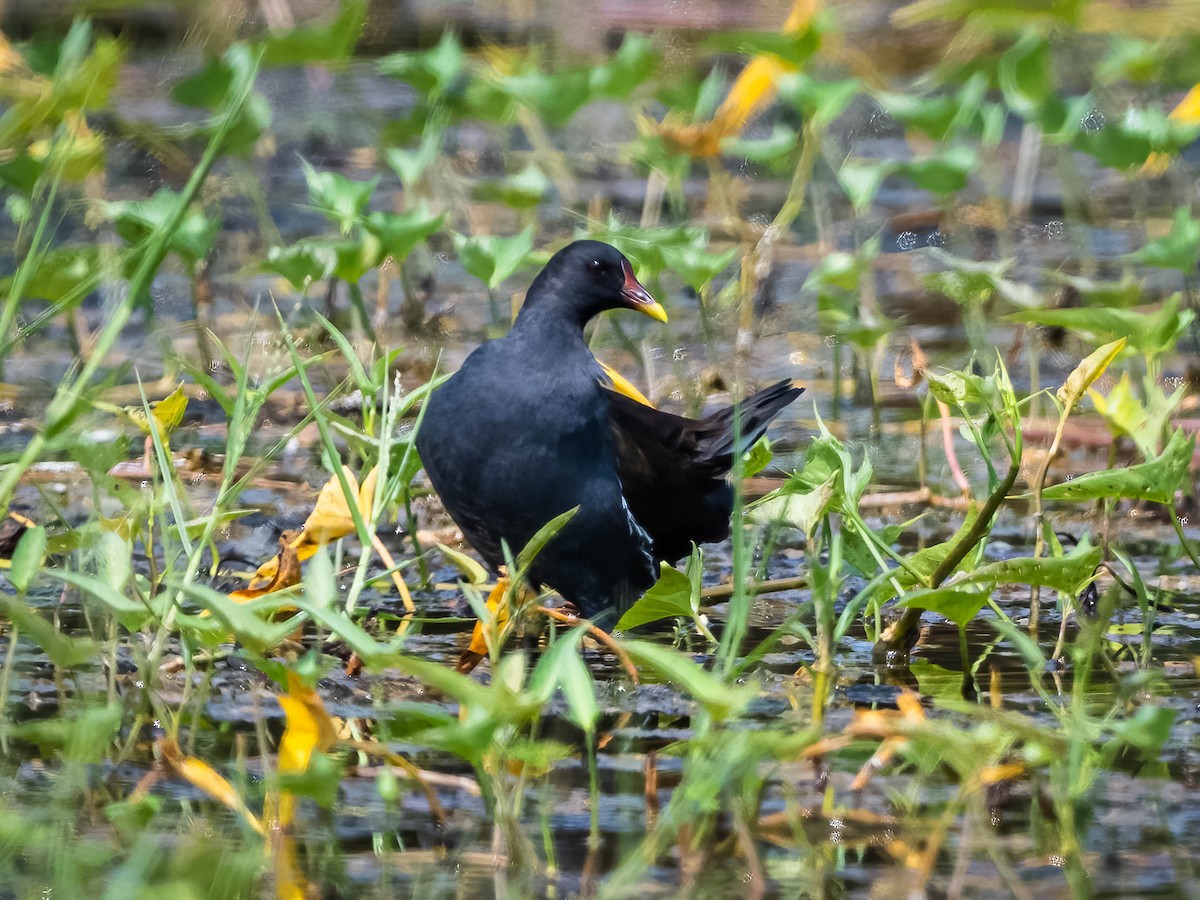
416, 240, 802, 621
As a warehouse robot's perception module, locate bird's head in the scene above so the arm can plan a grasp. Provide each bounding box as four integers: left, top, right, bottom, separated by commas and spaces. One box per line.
521, 240, 668, 327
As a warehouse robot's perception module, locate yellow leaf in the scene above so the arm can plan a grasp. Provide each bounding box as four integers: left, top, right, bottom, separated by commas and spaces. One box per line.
456, 577, 511, 674
660, 0, 819, 157
278, 672, 338, 776
300, 465, 378, 544
1169, 83, 1200, 125
977, 763, 1025, 785
150, 383, 189, 436
1056, 337, 1127, 413
1143, 84, 1200, 174
267, 673, 340, 833
156, 738, 264, 835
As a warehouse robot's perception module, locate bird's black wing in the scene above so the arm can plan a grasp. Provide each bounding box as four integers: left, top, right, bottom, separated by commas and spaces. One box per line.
604, 379, 803, 562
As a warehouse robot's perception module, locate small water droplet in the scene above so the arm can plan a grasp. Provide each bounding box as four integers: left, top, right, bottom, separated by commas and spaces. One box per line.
896, 231, 918, 251
1081, 109, 1105, 134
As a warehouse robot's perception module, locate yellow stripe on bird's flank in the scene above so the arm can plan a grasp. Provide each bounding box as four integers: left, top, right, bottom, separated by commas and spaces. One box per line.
599, 361, 655, 407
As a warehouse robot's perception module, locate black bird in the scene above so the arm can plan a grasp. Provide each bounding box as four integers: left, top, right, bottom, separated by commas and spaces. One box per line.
416, 240, 802, 620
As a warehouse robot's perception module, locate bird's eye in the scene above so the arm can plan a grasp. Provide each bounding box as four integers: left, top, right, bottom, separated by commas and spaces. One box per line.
588, 259, 603, 271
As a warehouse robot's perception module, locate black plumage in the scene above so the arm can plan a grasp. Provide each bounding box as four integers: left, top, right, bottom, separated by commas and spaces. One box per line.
415, 240, 802, 620
606, 379, 803, 563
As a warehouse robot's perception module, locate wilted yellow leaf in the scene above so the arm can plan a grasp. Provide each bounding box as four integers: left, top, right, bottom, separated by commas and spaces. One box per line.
1144, 84, 1200, 174
660, 0, 820, 157
977, 763, 1025, 785
231, 530, 304, 604
278, 672, 338, 776
301, 465, 379, 544
157, 738, 264, 835
456, 577, 512, 674
267, 672, 339, 832
1056, 337, 1127, 413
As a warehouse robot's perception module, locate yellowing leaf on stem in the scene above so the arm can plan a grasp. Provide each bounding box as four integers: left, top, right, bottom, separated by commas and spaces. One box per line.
456, 577, 512, 674
156, 737, 264, 835
278, 672, 338, 777
1055, 336, 1126, 413
302, 464, 379, 544
661, 0, 820, 157
93, 382, 189, 439
1145, 84, 1200, 174
230, 530, 305, 604
267, 672, 340, 834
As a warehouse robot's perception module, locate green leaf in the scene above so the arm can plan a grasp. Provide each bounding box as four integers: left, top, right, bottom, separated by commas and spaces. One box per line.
909, 658, 968, 702
1074, 108, 1200, 170
998, 33, 1054, 119
926, 369, 999, 409
1046, 270, 1143, 308
8, 525, 46, 594
0, 592, 98, 669
837, 159, 895, 214
749, 473, 835, 540
453, 227, 535, 290
301, 160, 377, 234
381, 127, 444, 188
896, 586, 990, 628
259, 0, 366, 67
168, 47, 271, 155
589, 33, 658, 98
1127, 208, 1200, 271
171, 581, 303, 654
263, 242, 335, 290
659, 240, 739, 294
960, 539, 1102, 596
616, 559, 700, 632
779, 72, 860, 129
1109, 704, 1176, 755
1037, 429, 1194, 504
512, 506, 580, 586
277, 751, 342, 807
528, 626, 597, 733
897, 145, 976, 195
705, 26, 822, 67
377, 32, 465, 99
722, 124, 799, 171
363, 207, 443, 263
499, 69, 593, 126
1007, 293, 1194, 360
53, 568, 156, 631
742, 436, 774, 479
621, 640, 757, 722
12, 703, 121, 763
472, 164, 550, 210
104, 189, 220, 269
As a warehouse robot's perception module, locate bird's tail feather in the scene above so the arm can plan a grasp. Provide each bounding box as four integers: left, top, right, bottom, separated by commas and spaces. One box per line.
700, 380, 804, 463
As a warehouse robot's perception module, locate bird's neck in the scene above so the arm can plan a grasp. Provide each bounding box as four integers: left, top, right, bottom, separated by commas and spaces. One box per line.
511, 303, 593, 345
